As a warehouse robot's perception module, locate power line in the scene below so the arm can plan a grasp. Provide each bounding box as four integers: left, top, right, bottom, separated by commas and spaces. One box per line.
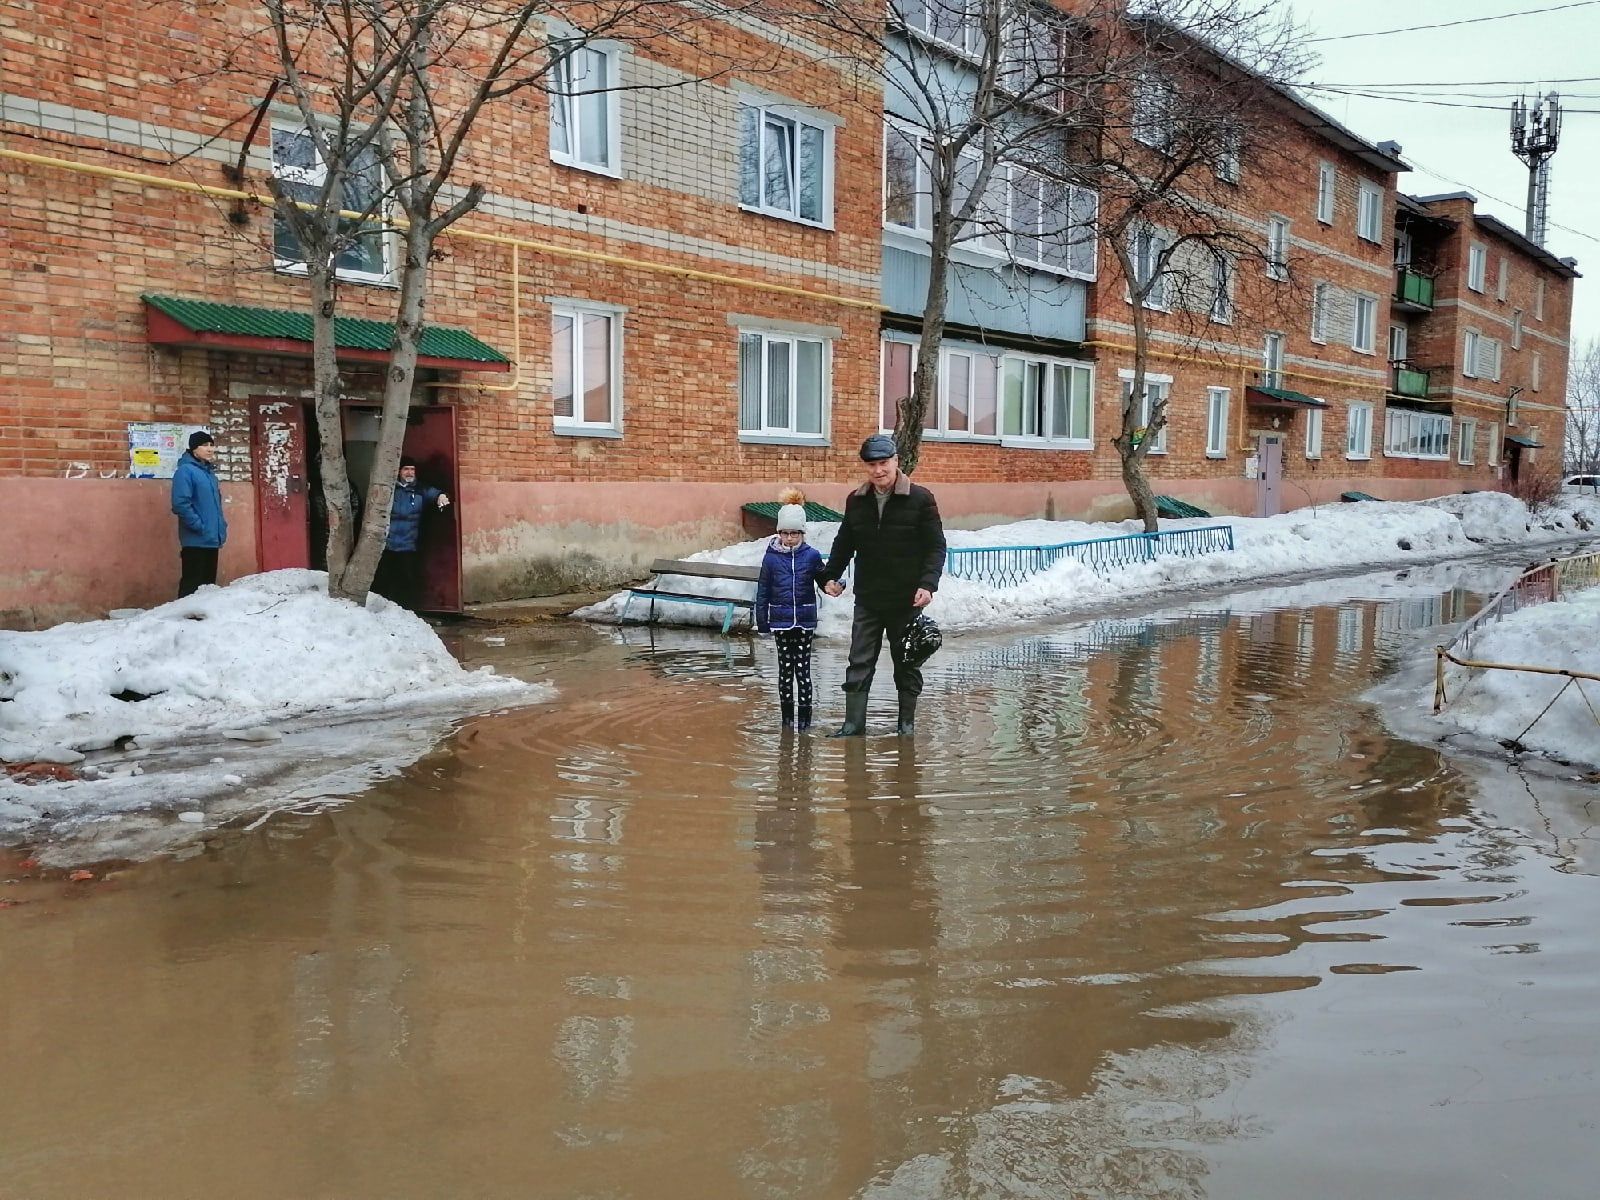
1306, 0, 1600, 44
1401, 153, 1600, 251
1305, 85, 1600, 112
1305, 74, 1600, 89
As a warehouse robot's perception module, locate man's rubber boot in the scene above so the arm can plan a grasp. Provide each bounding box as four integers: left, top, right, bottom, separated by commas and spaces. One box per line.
828, 691, 868, 738
896, 691, 918, 737
797, 704, 813, 732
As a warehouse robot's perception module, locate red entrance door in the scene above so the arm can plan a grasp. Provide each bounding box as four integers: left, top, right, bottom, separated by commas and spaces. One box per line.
250, 398, 311, 572
402, 405, 462, 614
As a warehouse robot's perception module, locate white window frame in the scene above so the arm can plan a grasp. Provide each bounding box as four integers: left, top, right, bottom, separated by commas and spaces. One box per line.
738, 100, 835, 228
1467, 243, 1487, 292
549, 39, 622, 177
1507, 393, 1520, 426
1457, 418, 1477, 465
1511, 309, 1523, 348
1205, 385, 1230, 458
899, 0, 984, 58
1532, 351, 1542, 392
1463, 329, 1480, 379
1356, 181, 1382, 243
1262, 332, 1285, 389
1316, 161, 1336, 225
1130, 224, 1171, 309
1485, 337, 1502, 382
1388, 323, 1407, 364
1310, 282, 1331, 344
1001, 355, 1095, 448
270, 122, 394, 286
1133, 71, 1175, 153
1384, 407, 1452, 460
1395, 228, 1414, 266
1535, 277, 1546, 320
1488, 422, 1500, 464
1266, 217, 1290, 281
1119, 369, 1171, 454
1305, 406, 1325, 459
1352, 294, 1377, 354
1007, 164, 1099, 280
1497, 256, 1509, 301
1214, 121, 1241, 184
1346, 402, 1373, 460
551, 302, 624, 436
1209, 253, 1233, 324
737, 328, 831, 443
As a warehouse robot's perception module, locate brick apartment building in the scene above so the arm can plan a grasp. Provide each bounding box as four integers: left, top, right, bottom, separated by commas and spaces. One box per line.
0, 1, 1580, 626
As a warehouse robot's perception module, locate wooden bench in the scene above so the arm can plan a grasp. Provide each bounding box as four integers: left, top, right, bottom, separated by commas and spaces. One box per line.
622, 558, 762, 634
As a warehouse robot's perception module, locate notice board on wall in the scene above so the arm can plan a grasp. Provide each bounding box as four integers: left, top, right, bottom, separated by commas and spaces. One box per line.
127, 423, 207, 479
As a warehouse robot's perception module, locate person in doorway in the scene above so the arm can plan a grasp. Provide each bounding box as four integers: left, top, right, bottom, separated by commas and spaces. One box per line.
754, 488, 828, 731
818, 434, 946, 737
170, 429, 227, 598
374, 456, 450, 612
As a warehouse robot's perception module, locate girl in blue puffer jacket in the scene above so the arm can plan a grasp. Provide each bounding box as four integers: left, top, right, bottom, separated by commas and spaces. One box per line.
755, 488, 827, 730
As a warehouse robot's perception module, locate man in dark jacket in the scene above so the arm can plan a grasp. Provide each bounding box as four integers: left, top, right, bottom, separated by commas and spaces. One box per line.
170, 430, 228, 598
819, 434, 946, 737
374, 456, 450, 611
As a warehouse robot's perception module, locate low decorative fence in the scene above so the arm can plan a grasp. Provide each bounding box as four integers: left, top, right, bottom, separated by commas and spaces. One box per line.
944, 525, 1236, 590
1433, 550, 1600, 742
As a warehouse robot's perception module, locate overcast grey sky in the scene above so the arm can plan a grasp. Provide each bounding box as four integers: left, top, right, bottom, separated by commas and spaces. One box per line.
1288, 0, 1600, 354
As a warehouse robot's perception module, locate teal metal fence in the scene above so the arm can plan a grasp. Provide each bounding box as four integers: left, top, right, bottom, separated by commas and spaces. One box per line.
944, 525, 1235, 589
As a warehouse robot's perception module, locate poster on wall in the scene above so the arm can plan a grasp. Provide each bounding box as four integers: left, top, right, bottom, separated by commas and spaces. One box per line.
127, 422, 207, 479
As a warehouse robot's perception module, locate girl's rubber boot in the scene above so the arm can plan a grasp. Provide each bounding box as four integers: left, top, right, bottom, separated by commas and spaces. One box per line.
828, 691, 868, 738
797, 704, 813, 732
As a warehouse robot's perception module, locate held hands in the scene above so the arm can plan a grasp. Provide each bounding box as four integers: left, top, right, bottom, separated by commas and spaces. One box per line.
823, 581, 845, 597
437, 494, 451, 509
912, 588, 933, 608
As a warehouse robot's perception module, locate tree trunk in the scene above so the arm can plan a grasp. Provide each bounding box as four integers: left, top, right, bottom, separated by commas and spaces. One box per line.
309, 264, 357, 580
1111, 237, 1161, 533
897, 221, 957, 477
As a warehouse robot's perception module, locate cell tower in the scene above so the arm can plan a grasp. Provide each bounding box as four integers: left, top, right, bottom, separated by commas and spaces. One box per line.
1510, 92, 1562, 246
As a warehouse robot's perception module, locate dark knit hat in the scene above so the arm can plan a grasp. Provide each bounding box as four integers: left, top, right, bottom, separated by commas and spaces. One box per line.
399, 455, 418, 469
188, 430, 215, 451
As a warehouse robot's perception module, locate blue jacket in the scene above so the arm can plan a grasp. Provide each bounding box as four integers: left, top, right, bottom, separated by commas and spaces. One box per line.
170, 452, 227, 549
755, 540, 826, 632
386, 481, 442, 552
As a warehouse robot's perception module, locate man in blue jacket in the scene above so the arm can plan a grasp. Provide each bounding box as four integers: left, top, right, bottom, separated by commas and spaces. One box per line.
170, 430, 228, 598
374, 456, 450, 611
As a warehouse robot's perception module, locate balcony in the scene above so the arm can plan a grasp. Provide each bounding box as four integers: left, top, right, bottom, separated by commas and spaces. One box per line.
1390, 365, 1431, 399
1394, 267, 1435, 312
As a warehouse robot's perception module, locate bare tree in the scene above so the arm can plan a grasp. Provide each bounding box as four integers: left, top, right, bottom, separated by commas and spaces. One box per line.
254, 0, 729, 602
1567, 336, 1600, 476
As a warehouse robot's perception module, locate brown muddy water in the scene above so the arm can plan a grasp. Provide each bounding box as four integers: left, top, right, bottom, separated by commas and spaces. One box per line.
3, 561, 1599, 1199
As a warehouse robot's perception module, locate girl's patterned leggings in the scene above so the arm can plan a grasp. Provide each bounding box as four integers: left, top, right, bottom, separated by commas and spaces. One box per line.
773, 628, 814, 711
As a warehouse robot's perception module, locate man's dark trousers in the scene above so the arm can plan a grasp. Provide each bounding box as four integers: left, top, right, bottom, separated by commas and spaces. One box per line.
843, 605, 923, 696
374, 550, 424, 611
177, 547, 219, 598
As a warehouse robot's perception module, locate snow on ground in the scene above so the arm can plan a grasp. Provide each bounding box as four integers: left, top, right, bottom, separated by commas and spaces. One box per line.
0, 571, 549, 853
1430, 587, 1600, 771
577, 492, 1600, 637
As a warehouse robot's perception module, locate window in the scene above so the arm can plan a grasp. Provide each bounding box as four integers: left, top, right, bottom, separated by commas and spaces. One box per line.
998, 3, 1067, 108
1266, 217, 1290, 281
1310, 282, 1331, 343
1347, 402, 1373, 459
739, 102, 831, 226
1388, 324, 1407, 364
1262, 332, 1285, 389
1507, 393, 1519, 425
1209, 254, 1233, 324
271, 125, 391, 284
1352, 295, 1376, 353
1395, 228, 1413, 266
1003, 356, 1094, 445
1214, 121, 1241, 184
1357, 182, 1382, 242
1485, 337, 1502, 382
1119, 371, 1170, 453
1385, 408, 1451, 459
1131, 225, 1170, 308
1457, 418, 1477, 464
552, 305, 622, 434
1463, 329, 1480, 379
1497, 257, 1509, 301
1535, 277, 1546, 320
881, 339, 1005, 439
1488, 422, 1500, 463
1305, 407, 1324, 459
1533, 351, 1542, 392
1205, 386, 1230, 457
1512, 309, 1523, 348
738, 330, 828, 440
550, 40, 619, 175
1133, 71, 1175, 152
1468, 243, 1487, 292
1316, 162, 1336, 224
900, 0, 983, 57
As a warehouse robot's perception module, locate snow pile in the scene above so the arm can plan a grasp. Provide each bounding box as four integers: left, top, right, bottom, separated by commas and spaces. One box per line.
0, 570, 541, 766
577, 491, 1600, 636
1434, 587, 1600, 770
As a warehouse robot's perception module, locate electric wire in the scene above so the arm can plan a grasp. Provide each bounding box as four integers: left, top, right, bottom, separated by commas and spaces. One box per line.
1306, 0, 1600, 44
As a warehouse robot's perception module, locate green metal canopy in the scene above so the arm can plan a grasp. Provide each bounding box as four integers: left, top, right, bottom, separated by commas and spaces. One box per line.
742, 500, 844, 523
143, 294, 510, 372
1246, 385, 1326, 408
1504, 432, 1544, 448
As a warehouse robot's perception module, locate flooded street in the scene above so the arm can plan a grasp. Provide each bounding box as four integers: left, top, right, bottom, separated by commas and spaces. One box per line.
4, 559, 1600, 1199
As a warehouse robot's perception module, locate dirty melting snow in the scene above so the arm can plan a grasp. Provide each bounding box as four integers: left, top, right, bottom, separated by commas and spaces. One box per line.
578, 491, 1600, 636
0, 571, 548, 851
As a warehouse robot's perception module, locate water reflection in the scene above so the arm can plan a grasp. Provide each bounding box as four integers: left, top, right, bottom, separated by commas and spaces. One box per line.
5, 559, 1600, 1198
